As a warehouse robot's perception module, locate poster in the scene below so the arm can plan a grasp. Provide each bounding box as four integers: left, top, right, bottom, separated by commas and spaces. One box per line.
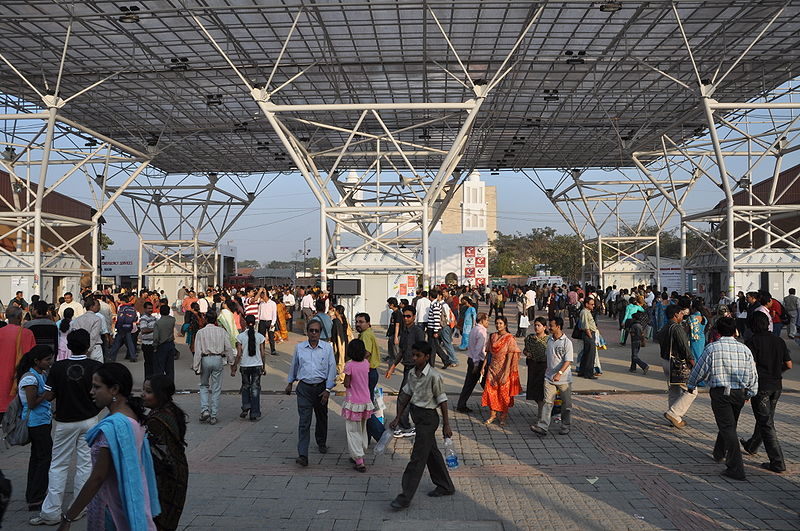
462, 245, 489, 286
389, 273, 416, 301
464, 246, 475, 257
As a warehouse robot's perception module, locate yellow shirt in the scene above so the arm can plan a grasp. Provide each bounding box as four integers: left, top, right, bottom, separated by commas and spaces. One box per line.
359, 327, 381, 369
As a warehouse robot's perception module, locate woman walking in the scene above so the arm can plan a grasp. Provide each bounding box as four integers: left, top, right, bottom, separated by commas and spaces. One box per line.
341, 339, 374, 472
276, 296, 290, 343
58, 363, 159, 531
481, 316, 522, 426
142, 375, 189, 531
459, 298, 476, 350
233, 315, 266, 421
688, 299, 709, 362
524, 317, 548, 421
16, 346, 54, 511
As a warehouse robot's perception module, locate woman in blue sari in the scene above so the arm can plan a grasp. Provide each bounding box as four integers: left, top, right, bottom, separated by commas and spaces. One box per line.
654, 292, 670, 334
58, 363, 159, 531
459, 298, 476, 350
688, 299, 709, 362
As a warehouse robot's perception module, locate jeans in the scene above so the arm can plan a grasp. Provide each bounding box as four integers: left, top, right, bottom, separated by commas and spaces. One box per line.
661, 359, 697, 423
439, 326, 457, 365
579, 332, 596, 377
109, 329, 136, 361
396, 365, 413, 430
457, 358, 482, 409
630, 344, 648, 371
536, 381, 572, 432
240, 366, 262, 418
39, 415, 99, 520
296, 381, 328, 457
710, 387, 746, 479
395, 406, 455, 506
142, 344, 156, 379
742, 389, 785, 470
426, 328, 449, 367
26, 424, 52, 505
772, 322, 783, 337
199, 355, 224, 417
155, 341, 176, 382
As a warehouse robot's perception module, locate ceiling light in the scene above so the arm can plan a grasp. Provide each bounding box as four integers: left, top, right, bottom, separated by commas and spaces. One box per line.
206, 94, 223, 106
566, 57, 585, 65
2, 147, 16, 161
419, 129, 432, 140
599, 2, 622, 13
118, 6, 141, 23
85, 139, 98, 147
169, 57, 189, 72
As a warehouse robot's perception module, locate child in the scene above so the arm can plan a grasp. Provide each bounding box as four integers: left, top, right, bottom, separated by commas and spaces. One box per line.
341, 339, 374, 472
389, 341, 455, 509
628, 311, 649, 374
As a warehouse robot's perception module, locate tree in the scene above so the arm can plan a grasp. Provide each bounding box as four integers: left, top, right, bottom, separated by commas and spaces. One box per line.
99, 233, 114, 250
489, 227, 581, 280
237, 259, 261, 269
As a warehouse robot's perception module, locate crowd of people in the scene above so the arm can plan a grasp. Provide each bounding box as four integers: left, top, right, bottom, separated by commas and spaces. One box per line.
0, 278, 795, 526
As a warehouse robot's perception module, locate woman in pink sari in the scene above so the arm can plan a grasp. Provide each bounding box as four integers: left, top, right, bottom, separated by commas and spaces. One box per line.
481, 316, 522, 426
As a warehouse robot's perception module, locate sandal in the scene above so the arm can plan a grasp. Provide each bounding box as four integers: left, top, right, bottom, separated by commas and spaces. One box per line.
353, 462, 366, 473
484, 416, 496, 426
499, 415, 508, 427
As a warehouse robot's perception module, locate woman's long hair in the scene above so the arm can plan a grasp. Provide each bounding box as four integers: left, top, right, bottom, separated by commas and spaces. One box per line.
94, 363, 147, 423
245, 314, 256, 356
59, 307, 74, 333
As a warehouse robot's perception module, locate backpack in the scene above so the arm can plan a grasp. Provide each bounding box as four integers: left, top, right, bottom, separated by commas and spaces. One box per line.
116, 304, 137, 330
440, 304, 456, 329
1, 395, 30, 447
556, 294, 567, 310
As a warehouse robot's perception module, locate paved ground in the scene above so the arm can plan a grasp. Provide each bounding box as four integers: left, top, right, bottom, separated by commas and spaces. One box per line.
3, 305, 800, 530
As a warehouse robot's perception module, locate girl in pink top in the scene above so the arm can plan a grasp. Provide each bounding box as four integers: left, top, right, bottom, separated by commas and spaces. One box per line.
341, 339, 374, 472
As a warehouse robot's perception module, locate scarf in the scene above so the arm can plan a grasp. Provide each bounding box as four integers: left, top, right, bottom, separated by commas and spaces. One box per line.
86, 413, 161, 530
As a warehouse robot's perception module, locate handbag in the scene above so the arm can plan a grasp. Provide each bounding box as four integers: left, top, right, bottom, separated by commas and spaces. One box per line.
667, 332, 691, 385
519, 315, 530, 330
571, 325, 583, 340
1, 396, 31, 447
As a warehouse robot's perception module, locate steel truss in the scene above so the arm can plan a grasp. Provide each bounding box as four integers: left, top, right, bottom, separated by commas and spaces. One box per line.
190, 5, 542, 289
107, 171, 274, 289
633, 3, 800, 297
527, 167, 697, 288
0, 89, 149, 295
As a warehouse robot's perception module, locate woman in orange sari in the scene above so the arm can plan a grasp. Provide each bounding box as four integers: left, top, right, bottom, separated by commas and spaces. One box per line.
481, 316, 522, 426
276, 297, 289, 342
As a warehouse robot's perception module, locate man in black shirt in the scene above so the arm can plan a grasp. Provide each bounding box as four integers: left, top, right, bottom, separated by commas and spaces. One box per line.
742, 312, 792, 472
386, 305, 426, 437
24, 300, 58, 354
30, 329, 102, 526
385, 298, 403, 362
659, 304, 696, 428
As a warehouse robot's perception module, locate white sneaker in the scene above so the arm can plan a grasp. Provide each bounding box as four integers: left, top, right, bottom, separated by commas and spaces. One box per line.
401, 427, 416, 438
29, 515, 60, 526
393, 428, 405, 438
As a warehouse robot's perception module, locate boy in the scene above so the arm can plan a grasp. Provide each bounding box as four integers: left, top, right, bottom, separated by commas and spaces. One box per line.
389, 341, 455, 509
628, 311, 649, 374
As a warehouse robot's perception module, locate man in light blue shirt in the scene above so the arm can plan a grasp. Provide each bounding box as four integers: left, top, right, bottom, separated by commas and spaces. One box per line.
285, 319, 337, 467
531, 316, 574, 436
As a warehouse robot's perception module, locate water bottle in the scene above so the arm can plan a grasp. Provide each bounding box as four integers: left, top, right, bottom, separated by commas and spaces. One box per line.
373, 429, 393, 455
444, 438, 459, 468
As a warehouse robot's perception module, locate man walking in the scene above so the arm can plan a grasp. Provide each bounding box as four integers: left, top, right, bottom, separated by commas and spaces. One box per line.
29, 329, 101, 526
687, 317, 758, 481
530, 316, 573, 436
257, 292, 278, 355
660, 304, 697, 428
386, 305, 425, 437
285, 320, 336, 467
425, 290, 450, 368
355, 313, 381, 399
576, 297, 598, 379
283, 288, 296, 332
138, 301, 157, 378
193, 311, 236, 425
741, 312, 792, 473
24, 300, 58, 354
783, 288, 799, 339
109, 294, 138, 362
386, 298, 402, 363
153, 304, 177, 381
456, 312, 488, 413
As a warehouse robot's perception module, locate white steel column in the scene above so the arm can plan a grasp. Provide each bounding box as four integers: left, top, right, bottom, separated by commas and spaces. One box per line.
32, 107, 59, 294
655, 233, 661, 288
597, 234, 604, 288
91, 224, 99, 289
422, 203, 430, 291
137, 237, 143, 290
680, 223, 687, 292
320, 205, 327, 291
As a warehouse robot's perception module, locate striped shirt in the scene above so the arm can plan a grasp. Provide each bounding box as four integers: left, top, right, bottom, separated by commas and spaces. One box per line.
687, 336, 758, 398
244, 297, 259, 317
427, 300, 445, 332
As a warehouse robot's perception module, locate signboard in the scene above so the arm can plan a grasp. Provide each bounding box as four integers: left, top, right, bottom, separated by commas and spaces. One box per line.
462, 245, 489, 286
389, 273, 417, 301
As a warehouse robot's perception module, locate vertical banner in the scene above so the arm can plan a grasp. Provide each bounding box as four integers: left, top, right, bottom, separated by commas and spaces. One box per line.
462, 245, 489, 286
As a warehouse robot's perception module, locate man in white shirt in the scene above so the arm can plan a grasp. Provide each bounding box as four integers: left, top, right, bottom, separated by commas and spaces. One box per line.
258, 294, 278, 355
283, 288, 296, 332
58, 292, 84, 319
193, 312, 236, 425
525, 287, 536, 320
415, 290, 431, 326
301, 291, 315, 324
69, 298, 104, 362
197, 292, 209, 314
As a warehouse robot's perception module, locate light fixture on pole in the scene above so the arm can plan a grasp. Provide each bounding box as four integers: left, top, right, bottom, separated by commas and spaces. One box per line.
302, 237, 311, 277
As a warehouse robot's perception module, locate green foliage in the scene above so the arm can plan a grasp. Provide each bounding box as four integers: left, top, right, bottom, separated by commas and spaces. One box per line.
237, 259, 261, 269
99, 233, 114, 250
489, 227, 581, 280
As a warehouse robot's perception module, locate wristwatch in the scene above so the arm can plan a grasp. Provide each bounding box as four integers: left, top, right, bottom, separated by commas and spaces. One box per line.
557, 370, 564, 375
325, 388, 332, 393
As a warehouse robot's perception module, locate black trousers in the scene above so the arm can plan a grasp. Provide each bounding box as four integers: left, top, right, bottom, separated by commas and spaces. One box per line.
258, 320, 276, 353
155, 341, 176, 383
396, 365, 413, 430
579, 332, 596, 377
742, 388, 785, 470
425, 328, 448, 367
142, 344, 156, 380
710, 387, 746, 479
296, 381, 328, 457
457, 358, 482, 409
27, 424, 52, 505
395, 406, 455, 505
